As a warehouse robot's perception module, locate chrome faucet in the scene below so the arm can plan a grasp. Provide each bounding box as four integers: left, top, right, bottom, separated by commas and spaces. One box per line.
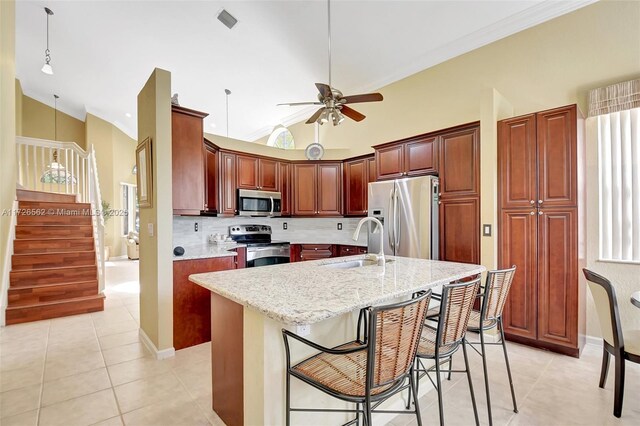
353, 217, 385, 266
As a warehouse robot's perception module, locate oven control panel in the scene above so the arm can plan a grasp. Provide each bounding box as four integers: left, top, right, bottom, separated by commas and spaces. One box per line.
229, 224, 272, 235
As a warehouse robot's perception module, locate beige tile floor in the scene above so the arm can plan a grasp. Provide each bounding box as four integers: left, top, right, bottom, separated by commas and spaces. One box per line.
2, 258, 640, 425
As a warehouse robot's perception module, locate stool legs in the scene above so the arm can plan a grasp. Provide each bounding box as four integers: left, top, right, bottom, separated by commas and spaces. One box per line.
463, 340, 480, 426
479, 329, 493, 425
499, 318, 518, 413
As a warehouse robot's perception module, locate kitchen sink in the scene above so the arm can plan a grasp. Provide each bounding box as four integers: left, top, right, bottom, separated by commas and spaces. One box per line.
322, 258, 394, 269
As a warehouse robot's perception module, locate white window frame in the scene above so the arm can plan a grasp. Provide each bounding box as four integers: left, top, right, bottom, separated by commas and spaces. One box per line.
121, 182, 138, 237
266, 126, 295, 149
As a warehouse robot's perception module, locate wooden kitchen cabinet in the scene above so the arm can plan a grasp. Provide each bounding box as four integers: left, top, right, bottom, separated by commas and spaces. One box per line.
439, 197, 480, 265
173, 256, 236, 350
292, 162, 342, 217
439, 125, 479, 199
219, 151, 237, 216
299, 244, 334, 261
171, 105, 209, 215
337, 245, 367, 257
204, 141, 218, 214
374, 135, 437, 180
236, 155, 279, 191
498, 104, 584, 357
344, 155, 374, 217
278, 161, 292, 216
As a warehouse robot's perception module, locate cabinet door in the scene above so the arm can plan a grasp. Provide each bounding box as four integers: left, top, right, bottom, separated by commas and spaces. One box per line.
439, 197, 479, 264
300, 244, 334, 260
292, 164, 317, 216
367, 157, 377, 184
439, 126, 479, 198
498, 115, 538, 209
204, 146, 218, 213
172, 110, 205, 214
376, 144, 405, 180
344, 159, 367, 216
317, 163, 342, 216
405, 137, 437, 176
537, 106, 577, 207
236, 155, 259, 190
338, 245, 359, 256
500, 209, 538, 341
259, 158, 278, 191
278, 162, 291, 216
219, 151, 237, 215
537, 207, 578, 348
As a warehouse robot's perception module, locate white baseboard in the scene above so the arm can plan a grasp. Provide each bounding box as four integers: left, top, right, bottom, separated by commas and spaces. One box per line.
1, 200, 18, 327
139, 328, 175, 360
586, 335, 603, 347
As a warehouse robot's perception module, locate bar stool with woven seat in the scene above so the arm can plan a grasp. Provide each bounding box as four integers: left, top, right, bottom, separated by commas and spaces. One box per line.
583, 269, 640, 418
282, 291, 431, 426
410, 278, 481, 426
464, 266, 518, 426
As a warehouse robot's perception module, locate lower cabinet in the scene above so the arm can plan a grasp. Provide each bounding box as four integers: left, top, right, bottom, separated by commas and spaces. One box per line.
290, 244, 367, 262
439, 197, 480, 264
172, 252, 241, 350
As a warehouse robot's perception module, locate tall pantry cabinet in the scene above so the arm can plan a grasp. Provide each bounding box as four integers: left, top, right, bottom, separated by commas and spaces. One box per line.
498, 105, 586, 357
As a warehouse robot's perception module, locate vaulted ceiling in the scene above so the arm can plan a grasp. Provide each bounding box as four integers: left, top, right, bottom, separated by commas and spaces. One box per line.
16, 0, 594, 142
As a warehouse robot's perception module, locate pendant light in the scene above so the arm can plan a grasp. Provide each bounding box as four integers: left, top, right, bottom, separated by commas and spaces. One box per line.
50, 94, 63, 170
224, 89, 231, 139
41, 7, 54, 75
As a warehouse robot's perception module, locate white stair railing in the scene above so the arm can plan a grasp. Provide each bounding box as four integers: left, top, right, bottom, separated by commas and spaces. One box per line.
16, 136, 106, 291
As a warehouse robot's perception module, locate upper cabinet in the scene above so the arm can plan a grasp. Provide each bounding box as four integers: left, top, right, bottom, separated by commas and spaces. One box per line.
278, 161, 292, 216
204, 141, 218, 214
438, 126, 479, 199
171, 105, 208, 215
236, 155, 279, 191
292, 162, 342, 217
219, 151, 237, 216
374, 136, 437, 180
344, 155, 375, 216
498, 114, 537, 209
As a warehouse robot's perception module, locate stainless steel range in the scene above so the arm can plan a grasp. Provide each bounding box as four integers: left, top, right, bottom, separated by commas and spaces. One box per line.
229, 224, 290, 268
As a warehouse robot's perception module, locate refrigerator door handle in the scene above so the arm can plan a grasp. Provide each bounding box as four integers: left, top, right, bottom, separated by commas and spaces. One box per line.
394, 184, 400, 249
388, 187, 395, 250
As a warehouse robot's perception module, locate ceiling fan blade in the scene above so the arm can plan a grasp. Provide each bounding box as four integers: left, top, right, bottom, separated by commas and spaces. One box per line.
341, 105, 366, 122
277, 102, 323, 106
315, 83, 332, 99
342, 93, 383, 104
306, 108, 325, 124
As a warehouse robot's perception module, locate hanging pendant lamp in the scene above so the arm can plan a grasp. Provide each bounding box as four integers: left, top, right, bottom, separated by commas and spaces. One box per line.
41, 7, 54, 75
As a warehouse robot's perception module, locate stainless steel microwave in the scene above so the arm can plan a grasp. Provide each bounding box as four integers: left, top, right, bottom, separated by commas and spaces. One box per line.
237, 189, 282, 217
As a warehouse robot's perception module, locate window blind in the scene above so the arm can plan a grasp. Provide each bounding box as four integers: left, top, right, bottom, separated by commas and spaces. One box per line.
597, 107, 640, 262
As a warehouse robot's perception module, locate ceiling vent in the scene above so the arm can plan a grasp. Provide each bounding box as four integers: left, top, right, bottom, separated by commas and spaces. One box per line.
217, 9, 238, 29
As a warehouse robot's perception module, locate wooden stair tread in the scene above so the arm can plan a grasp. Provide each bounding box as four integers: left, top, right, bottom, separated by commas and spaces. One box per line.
6, 294, 105, 309
13, 250, 96, 256
18, 200, 91, 207
10, 261, 97, 273
9, 280, 98, 290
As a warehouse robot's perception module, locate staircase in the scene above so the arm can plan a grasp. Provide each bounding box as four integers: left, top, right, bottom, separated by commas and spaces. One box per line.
5, 190, 105, 325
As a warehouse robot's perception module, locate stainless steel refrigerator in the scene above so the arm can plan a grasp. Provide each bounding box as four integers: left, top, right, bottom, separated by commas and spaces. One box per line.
367, 176, 439, 259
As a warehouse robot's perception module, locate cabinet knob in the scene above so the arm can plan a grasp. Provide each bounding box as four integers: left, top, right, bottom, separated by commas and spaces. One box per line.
438, 192, 442, 197
530, 200, 535, 204
538, 200, 543, 204
438, 201, 442, 205
539, 211, 543, 215
314, 248, 318, 251
530, 211, 535, 215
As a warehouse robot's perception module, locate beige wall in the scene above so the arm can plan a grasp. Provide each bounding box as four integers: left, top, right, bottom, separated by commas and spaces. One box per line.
15, 79, 22, 136
138, 68, 173, 354
0, 0, 16, 325
85, 113, 137, 258
22, 95, 86, 148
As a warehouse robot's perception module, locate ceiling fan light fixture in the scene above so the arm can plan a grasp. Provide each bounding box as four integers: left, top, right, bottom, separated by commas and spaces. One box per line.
319, 109, 330, 125
331, 109, 344, 126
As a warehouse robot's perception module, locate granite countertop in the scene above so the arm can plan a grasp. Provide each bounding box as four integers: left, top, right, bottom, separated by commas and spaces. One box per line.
190, 255, 485, 325
173, 243, 245, 261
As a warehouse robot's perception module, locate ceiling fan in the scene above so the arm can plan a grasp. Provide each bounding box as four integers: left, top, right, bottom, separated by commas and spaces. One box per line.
277, 0, 383, 126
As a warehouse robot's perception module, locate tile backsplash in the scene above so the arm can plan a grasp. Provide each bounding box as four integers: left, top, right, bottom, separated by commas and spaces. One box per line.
173, 216, 369, 248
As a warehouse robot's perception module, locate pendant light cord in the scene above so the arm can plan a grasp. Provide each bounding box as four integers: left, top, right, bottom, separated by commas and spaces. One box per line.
54, 94, 58, 141
225, 89, 231, 139
327, 0, 331, 88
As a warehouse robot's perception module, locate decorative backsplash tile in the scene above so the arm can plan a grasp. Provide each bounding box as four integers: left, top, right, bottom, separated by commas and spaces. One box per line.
173, 216, 369, 248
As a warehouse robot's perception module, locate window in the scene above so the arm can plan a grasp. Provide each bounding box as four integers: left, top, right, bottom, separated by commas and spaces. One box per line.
121, 183, 139, 236
267, 126, 295, 149
597, 107, 640, 263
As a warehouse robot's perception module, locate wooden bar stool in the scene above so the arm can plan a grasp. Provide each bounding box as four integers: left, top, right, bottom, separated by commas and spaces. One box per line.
282, 290, 432, 426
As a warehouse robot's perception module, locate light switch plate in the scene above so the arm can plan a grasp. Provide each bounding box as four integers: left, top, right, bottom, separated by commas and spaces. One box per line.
483, 224, 492, 236
337, 223, 342, 230
147, 223, 154, 237
283, 222, 288, 230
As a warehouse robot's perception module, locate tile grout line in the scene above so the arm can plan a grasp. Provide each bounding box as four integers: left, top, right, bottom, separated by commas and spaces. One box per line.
91, 308, 127, 426
35, 320, 52, 426
171, 363, 216, 425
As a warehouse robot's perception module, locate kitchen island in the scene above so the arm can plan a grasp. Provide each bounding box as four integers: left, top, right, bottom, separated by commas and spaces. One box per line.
190, 255, 485, 426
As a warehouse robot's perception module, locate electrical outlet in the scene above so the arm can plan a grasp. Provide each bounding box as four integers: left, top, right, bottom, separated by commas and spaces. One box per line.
283, 222, 288, 230
147, 223, 154, 237
194, 222, 198, 232
337, 223, 342, 230
483, 224, 492, 236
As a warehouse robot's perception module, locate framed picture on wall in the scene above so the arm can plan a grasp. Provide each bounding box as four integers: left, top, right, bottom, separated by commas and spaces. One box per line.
136, 137, 153, 208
